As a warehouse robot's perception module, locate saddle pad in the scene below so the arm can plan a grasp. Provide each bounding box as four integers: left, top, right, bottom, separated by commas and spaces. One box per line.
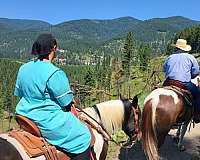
0, 133, 45, 160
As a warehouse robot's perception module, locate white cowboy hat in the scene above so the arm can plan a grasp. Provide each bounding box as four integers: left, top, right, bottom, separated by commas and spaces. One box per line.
171, 39, 191, 51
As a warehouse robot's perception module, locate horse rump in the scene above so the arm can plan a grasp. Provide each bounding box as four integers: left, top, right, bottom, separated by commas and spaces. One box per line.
0, 137, 23, 160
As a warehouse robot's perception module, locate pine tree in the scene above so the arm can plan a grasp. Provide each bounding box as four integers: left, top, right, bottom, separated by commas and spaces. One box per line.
84, 69, 95, 87
122, 31, 134, 80
138, 43, 152, 71
111, 58, 123, 97
80, 69, 96, 106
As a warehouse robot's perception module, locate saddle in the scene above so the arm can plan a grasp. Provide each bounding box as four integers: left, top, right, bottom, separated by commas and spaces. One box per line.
9, 130, 59, 160
10, 113, 96, 160
10, 115, 69, 160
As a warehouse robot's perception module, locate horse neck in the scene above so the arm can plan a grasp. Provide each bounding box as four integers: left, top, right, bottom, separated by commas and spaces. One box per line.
95, 100, 124, 135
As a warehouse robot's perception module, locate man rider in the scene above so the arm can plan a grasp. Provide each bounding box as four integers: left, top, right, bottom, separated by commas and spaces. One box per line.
163, 38, 200, 123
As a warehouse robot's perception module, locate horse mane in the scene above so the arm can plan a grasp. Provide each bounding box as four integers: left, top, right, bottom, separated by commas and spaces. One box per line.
84, 100, 124, 135
96, 100, 124, 135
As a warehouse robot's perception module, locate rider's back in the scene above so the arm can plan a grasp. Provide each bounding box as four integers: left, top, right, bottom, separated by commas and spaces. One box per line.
15, 60, 91, 154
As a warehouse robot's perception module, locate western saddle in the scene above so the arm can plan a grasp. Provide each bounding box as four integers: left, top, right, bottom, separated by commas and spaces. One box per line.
9, 115, 70, 160
9, 106, 106, 160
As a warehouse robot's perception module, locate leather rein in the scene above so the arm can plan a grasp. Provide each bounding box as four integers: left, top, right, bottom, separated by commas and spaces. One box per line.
72, 103, 141, 149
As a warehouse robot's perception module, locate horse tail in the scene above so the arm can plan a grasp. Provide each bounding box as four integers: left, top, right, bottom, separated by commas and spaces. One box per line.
142, 99, 159, 160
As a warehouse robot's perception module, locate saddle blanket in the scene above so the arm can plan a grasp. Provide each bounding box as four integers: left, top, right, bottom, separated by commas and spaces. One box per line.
0, 134, 45, 160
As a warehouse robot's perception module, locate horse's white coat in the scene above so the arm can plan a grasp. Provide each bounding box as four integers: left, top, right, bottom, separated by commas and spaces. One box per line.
83, 107, 104, 159
95, 100, 124, 135
191, 75, 200, 86
144, 88, 179, 106
83, 100, 125, 159
91, 128, 104, 159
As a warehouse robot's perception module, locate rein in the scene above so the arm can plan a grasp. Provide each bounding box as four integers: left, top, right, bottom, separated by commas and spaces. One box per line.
73, 105, 111, 141
92, 103, 141, 149
122, 104, 141, 149
107, 104, 142, 160
105, 103, 141, 149
72, 103, 140, 149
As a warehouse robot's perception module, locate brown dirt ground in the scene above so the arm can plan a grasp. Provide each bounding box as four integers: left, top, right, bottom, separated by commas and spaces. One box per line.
111, 123, 200, 160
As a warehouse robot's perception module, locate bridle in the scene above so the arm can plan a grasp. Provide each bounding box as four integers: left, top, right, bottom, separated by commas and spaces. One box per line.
72, 99, 141, 151
122, 102, 141, 149
108, 99, 141, 149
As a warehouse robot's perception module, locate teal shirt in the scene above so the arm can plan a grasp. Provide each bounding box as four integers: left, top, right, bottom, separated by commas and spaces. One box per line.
14, 60, 91, 154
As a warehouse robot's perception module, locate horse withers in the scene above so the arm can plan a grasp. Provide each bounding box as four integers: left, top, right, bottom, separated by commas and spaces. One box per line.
141, 76, 200, 160
0, 96, 141, 160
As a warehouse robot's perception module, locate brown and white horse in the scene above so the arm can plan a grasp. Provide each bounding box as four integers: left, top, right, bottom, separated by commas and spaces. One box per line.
141, 76, 200, 160
0, 96, 140, 160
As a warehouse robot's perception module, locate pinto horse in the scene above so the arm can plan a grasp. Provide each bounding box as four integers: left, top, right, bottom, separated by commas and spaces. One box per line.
0, 96, 140, 160
141, 76, 200, 160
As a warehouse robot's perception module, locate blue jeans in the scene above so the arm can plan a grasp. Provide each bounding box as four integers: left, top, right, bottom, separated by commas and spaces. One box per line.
183, 82, 200, 112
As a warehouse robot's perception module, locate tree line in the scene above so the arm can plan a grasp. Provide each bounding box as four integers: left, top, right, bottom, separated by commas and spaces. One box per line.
1, 25, 200, 130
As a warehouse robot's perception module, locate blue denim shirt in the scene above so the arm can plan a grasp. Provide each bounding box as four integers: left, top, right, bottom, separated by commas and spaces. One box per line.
163, 50, 199, 82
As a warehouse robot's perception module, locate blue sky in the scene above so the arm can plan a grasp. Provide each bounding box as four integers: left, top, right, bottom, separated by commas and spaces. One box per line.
1, 0, 200, 24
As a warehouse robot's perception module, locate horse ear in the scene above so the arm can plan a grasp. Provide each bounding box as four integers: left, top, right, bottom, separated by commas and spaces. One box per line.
119, 93, 124, 100
132, 95, 138, 106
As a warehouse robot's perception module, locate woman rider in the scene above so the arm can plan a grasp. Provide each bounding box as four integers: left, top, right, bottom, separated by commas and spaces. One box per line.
14, 33, 91, 159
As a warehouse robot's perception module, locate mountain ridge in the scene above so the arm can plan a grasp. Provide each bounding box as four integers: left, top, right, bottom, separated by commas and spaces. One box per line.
0, 16, 199, 58
0, 18, 51, 32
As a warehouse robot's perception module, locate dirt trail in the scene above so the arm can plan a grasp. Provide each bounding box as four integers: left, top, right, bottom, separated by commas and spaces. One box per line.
115, 123, 200, 160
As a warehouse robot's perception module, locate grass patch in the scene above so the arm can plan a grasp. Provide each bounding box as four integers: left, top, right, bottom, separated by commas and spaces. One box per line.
107, 130, 129, 159
0, 118, 19, 133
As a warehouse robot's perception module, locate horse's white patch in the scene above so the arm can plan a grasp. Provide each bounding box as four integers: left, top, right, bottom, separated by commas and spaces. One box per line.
144, 88, 180, 132
191, 75, 200, 87
96, 100, 124, 135
91, 129, 104, 160
144, 88, 179, 106
83, 100, 125, 160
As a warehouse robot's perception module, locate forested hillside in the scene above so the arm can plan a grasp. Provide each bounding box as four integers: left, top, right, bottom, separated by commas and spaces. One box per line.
1, 22, 200, 117
0, 18, 50, 32
0, 16, 199, 59
1, 16, 200, 134
0, 31, 164, 122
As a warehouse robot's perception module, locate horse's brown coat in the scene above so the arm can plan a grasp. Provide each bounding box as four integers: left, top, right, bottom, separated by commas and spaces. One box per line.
142, 90, 192, 160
